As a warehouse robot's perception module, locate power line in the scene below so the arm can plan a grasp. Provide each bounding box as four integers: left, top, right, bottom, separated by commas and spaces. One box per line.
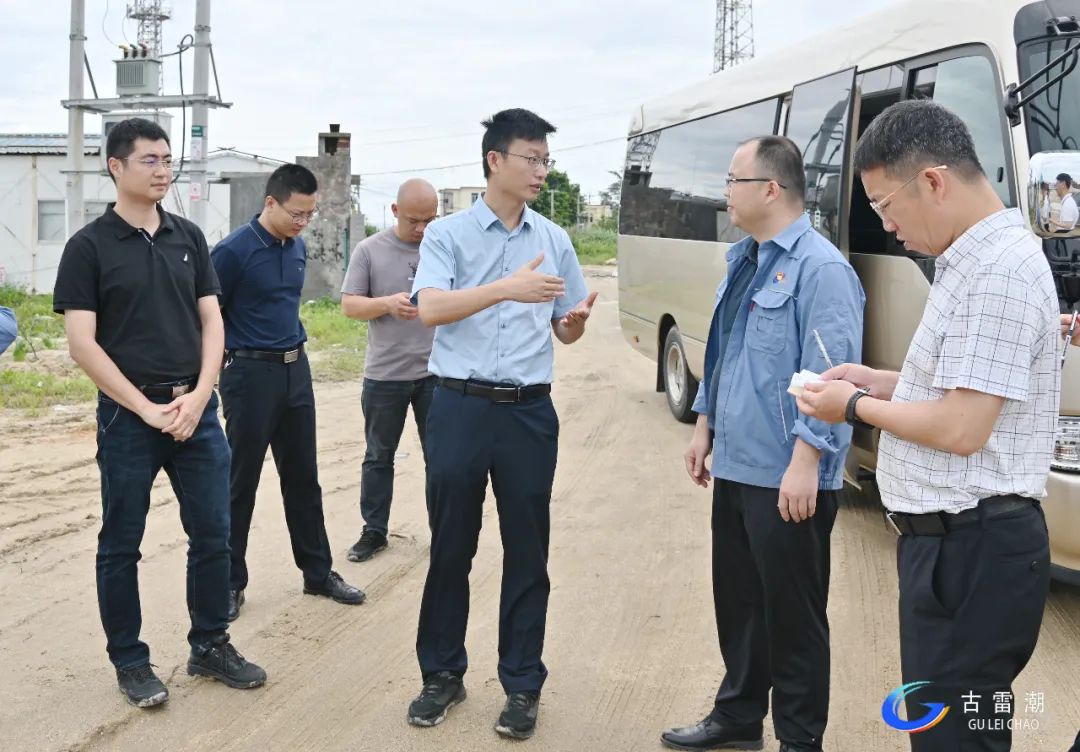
100, 0, 117, 46
361, 136, 625, 177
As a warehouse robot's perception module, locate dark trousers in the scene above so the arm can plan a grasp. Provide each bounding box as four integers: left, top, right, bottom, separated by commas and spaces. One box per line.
360, 375, 435, 536
897, 500, 1050, 752
416, 385, 559, 694
710, 479, 838, 750
95, 391, 231, 669
219, 353, 332, 591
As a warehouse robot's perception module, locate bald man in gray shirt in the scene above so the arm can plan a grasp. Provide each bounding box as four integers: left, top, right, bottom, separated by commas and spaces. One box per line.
341, 179, 439, 562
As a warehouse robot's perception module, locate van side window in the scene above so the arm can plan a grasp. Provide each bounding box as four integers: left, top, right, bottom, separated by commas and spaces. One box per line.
911, 56, 1013, 206
785, 68, 856, 246
850, 65, 906, 257
620, 98, 779, 241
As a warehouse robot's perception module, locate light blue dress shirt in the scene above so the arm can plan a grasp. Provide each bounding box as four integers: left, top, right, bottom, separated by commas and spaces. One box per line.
411, 197, 588, 386
0, 306, 16, 355
691, 214, 866, 490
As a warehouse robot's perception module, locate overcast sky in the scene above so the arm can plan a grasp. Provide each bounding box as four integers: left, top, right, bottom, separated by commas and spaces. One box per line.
0, 0, 898, 220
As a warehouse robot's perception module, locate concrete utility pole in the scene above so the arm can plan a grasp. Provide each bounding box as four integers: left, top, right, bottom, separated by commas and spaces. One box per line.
548, 189, 560, 222
65, 0, 86, 239
189, 0, 211, 230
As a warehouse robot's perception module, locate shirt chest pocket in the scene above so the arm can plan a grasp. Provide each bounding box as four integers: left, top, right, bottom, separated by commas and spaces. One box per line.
746, 288, 794, 354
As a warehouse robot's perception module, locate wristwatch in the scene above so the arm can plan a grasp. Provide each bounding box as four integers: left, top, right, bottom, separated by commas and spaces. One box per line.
845, 386, 873, 429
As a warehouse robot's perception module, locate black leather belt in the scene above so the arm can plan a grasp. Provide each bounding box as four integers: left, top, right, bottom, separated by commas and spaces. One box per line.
885, 496, 1036, 536
139, 377, 197, 399
438, 377, 551, 403
230, 344, 304, 364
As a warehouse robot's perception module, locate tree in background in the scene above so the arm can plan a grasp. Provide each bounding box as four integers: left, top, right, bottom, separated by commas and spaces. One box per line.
365, 224, 379, 237
531, 169, 582, 228
598, 169, 623, 231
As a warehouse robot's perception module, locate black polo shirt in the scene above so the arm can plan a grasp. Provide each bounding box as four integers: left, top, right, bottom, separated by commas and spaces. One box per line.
53, 203, 221, 385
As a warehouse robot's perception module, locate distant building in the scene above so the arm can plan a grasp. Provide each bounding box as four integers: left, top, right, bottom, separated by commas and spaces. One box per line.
583, 202, 613, 225
0, 128, 363, 297
439, 186, 485, 216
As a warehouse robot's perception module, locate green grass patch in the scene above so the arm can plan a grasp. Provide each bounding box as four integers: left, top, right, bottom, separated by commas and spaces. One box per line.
0, 285, 67, 356
300, 297, 368, 381
569, 226, 617, 265
0, 369, 96, 412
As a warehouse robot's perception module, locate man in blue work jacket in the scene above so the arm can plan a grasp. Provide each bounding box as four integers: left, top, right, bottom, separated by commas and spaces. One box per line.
212, 164, 365, 621
406, 108, 595, 741
661, 136, 865, 752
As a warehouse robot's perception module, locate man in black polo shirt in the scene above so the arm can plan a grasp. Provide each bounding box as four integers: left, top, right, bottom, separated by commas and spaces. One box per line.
212, 164, 364, 621
54, 118, 266, 708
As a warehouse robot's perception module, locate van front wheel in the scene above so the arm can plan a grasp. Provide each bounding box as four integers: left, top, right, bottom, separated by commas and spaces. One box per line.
663, 326, 699, 424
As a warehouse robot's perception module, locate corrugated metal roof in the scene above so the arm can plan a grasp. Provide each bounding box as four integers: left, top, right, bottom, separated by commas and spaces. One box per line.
0, 133, 102, 155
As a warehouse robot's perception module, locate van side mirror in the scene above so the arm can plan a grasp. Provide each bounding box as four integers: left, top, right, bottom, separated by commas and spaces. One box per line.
1027, 151, 1080, 239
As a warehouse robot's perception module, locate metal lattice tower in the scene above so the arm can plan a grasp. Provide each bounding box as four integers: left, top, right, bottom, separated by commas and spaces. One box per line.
126, 0, 172, 56
714, 0, 754, 72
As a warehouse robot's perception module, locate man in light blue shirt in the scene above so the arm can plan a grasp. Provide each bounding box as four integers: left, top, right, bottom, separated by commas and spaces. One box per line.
407, 108, 594, 741
662, 136, 864, 752
0, 307, 16, 354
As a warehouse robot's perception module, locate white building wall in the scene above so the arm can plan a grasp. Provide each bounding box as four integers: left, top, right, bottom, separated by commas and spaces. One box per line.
0, 151, 275, 293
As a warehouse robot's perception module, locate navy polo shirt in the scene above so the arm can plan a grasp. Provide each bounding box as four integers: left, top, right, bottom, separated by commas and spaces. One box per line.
211, 215, 308, 351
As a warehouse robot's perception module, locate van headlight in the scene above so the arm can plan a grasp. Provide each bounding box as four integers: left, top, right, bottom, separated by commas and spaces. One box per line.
1053, 416, 1080, 472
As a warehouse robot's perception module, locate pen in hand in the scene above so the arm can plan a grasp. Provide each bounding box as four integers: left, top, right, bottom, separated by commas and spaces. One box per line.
1063, 311, 1078, 369
812, 329, 834, 371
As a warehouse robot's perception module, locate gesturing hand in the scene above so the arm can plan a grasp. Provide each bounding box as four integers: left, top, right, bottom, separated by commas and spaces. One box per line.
560, 291, 599, 328
502, 252, 565, 303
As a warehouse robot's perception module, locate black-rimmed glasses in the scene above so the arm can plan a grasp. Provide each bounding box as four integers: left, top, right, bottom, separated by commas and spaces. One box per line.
502, 152, 556, 170
724, 175, 788, 189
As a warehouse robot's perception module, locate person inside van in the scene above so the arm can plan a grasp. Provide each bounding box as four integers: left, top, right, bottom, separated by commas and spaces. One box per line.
798, 99, 1059, 752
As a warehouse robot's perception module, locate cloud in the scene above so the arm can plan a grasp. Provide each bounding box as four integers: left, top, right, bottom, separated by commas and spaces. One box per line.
0, 0, 900, 210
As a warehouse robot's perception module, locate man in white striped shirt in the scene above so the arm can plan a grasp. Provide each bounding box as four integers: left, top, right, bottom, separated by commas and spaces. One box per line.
798, 100, 1059, 752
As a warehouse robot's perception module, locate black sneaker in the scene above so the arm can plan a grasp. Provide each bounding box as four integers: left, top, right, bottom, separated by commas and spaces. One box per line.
187, 641, 267, 689
347, 530, 388, 562
116, 664, 168, 708
303, 570, 366, 605
407, 671, 466, 727
495, 691, 540, 740
227, 589, 244, 622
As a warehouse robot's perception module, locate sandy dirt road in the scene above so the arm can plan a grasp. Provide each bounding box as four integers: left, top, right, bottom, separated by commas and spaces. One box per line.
2, 271, 1079, 752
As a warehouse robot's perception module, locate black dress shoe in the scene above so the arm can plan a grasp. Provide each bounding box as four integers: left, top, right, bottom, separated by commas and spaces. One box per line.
227, 589, 244, 622
661, 716, 764, 751
303, 570, 366, 605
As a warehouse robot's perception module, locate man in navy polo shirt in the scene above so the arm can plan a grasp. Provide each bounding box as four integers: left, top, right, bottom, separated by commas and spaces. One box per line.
54, 117, 266, 708
212, 164, 364, 621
